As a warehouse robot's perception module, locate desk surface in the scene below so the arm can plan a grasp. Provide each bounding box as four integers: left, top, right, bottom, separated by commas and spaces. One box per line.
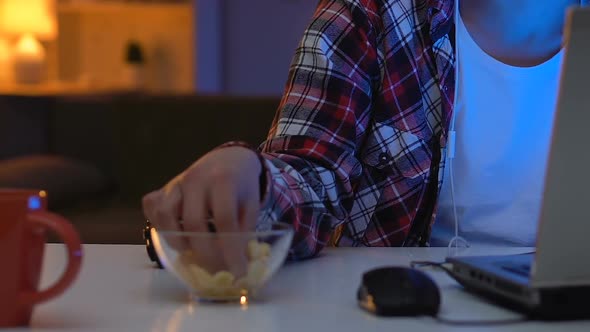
10, 244, 590, 331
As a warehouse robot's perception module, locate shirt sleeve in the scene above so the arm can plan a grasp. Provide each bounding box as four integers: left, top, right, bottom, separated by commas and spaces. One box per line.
257, 0, 382, 260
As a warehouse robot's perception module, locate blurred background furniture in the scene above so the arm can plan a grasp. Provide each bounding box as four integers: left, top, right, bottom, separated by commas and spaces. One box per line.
0, 92, 280, 244
0, 0, 313, 244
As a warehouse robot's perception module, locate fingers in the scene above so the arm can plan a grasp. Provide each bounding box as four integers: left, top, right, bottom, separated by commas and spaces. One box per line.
142, 185, 186, 251
210, 177, 248, 277
210, 177, 239, 232
142, 191, 161, 228
142, 185, 181, 231
179, 176, 224, 272
142, 147, 263, 278
179, 173, 208, 233
239, 192, 260, 232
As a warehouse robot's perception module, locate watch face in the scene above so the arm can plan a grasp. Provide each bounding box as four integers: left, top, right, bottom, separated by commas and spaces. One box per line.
144, 221, 163, 269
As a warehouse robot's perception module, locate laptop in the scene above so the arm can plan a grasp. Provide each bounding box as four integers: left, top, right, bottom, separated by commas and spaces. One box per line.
445, 6, 590, 320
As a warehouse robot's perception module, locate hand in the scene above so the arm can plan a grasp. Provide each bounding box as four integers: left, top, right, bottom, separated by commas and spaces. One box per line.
142, 146, 263, 275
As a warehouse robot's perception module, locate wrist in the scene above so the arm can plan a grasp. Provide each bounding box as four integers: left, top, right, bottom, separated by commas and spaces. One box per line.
214, 141, 268, 202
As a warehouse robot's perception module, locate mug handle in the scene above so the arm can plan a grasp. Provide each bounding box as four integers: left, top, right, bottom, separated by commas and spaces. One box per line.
20, 211, 83, 305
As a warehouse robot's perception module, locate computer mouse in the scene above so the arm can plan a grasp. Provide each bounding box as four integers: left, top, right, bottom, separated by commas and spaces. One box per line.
357, 266, 441, 317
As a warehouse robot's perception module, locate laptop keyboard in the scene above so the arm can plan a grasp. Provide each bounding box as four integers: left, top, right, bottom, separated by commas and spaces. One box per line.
497, 261, 531, 277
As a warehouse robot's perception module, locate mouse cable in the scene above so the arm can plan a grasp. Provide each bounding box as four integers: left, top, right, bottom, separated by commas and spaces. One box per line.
410, 260, 531, 325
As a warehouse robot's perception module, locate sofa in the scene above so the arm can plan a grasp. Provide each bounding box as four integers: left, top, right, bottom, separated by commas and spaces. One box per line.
0, 93, 280, 244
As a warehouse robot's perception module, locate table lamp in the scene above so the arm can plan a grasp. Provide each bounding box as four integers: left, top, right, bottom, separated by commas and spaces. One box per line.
0, 0, 57, 84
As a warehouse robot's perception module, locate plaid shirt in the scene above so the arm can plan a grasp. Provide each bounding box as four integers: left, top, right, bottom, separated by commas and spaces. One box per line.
257, 0, 456, 259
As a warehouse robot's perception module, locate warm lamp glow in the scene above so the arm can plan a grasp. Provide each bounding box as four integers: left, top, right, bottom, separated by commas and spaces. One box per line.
0, 0, 56, 84
0, 0, 57, 40
0, 37, 9, 60
0, 37, 11, 84
14, 33, 45, 60
12, 32, 45, 83
240, 295, 249, 307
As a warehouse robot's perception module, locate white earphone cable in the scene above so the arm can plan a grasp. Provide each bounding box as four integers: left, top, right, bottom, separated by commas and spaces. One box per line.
446, 0, 469, 252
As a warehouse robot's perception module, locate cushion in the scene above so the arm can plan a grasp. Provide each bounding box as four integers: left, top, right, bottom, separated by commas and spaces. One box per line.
0, 154, 112, 209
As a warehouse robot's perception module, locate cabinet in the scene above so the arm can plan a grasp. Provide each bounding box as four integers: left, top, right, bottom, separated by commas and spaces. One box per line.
56, 2, 195, 93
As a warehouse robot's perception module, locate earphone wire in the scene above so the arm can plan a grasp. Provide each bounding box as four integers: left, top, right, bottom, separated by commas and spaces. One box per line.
446, 0, 469, 254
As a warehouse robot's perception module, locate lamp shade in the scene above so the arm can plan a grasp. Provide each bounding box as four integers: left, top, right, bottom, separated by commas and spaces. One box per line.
0, 0, 57, 40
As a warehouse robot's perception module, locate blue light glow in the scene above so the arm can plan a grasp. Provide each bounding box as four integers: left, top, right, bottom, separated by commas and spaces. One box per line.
28, 196, 41, 210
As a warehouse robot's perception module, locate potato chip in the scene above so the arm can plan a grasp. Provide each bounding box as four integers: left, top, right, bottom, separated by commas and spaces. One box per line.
174, 240, 270, 299
247, 240, 271, 260
212, 271, 235, 288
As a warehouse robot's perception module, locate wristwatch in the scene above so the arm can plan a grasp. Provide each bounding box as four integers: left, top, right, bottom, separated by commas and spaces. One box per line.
143, 220, 163, 269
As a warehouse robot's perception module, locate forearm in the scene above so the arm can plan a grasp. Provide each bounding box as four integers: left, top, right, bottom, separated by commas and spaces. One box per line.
257, 140, 360, 260
255, 0, 382, 259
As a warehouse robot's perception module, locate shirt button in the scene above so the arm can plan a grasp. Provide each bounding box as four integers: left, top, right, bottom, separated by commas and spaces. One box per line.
442, 85, 448, 92
379, 152, 390, 163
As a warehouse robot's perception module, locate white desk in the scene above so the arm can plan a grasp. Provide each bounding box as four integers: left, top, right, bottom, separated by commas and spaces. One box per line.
11, 244, 590, 331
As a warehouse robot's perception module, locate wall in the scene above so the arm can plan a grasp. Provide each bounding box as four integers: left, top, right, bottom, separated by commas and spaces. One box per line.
194, 0, 223, 93
195, 0, 318, 96
223, 0, 317, 96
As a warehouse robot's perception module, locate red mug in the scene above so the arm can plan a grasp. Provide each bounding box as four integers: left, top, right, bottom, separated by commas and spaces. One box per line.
0, 189, 82, 327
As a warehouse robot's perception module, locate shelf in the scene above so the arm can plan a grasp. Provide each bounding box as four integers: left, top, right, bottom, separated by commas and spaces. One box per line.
0, 81, 133, 96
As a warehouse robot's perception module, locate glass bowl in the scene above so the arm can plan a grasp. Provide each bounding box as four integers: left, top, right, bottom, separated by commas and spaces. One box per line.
152, 222, 293, 302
